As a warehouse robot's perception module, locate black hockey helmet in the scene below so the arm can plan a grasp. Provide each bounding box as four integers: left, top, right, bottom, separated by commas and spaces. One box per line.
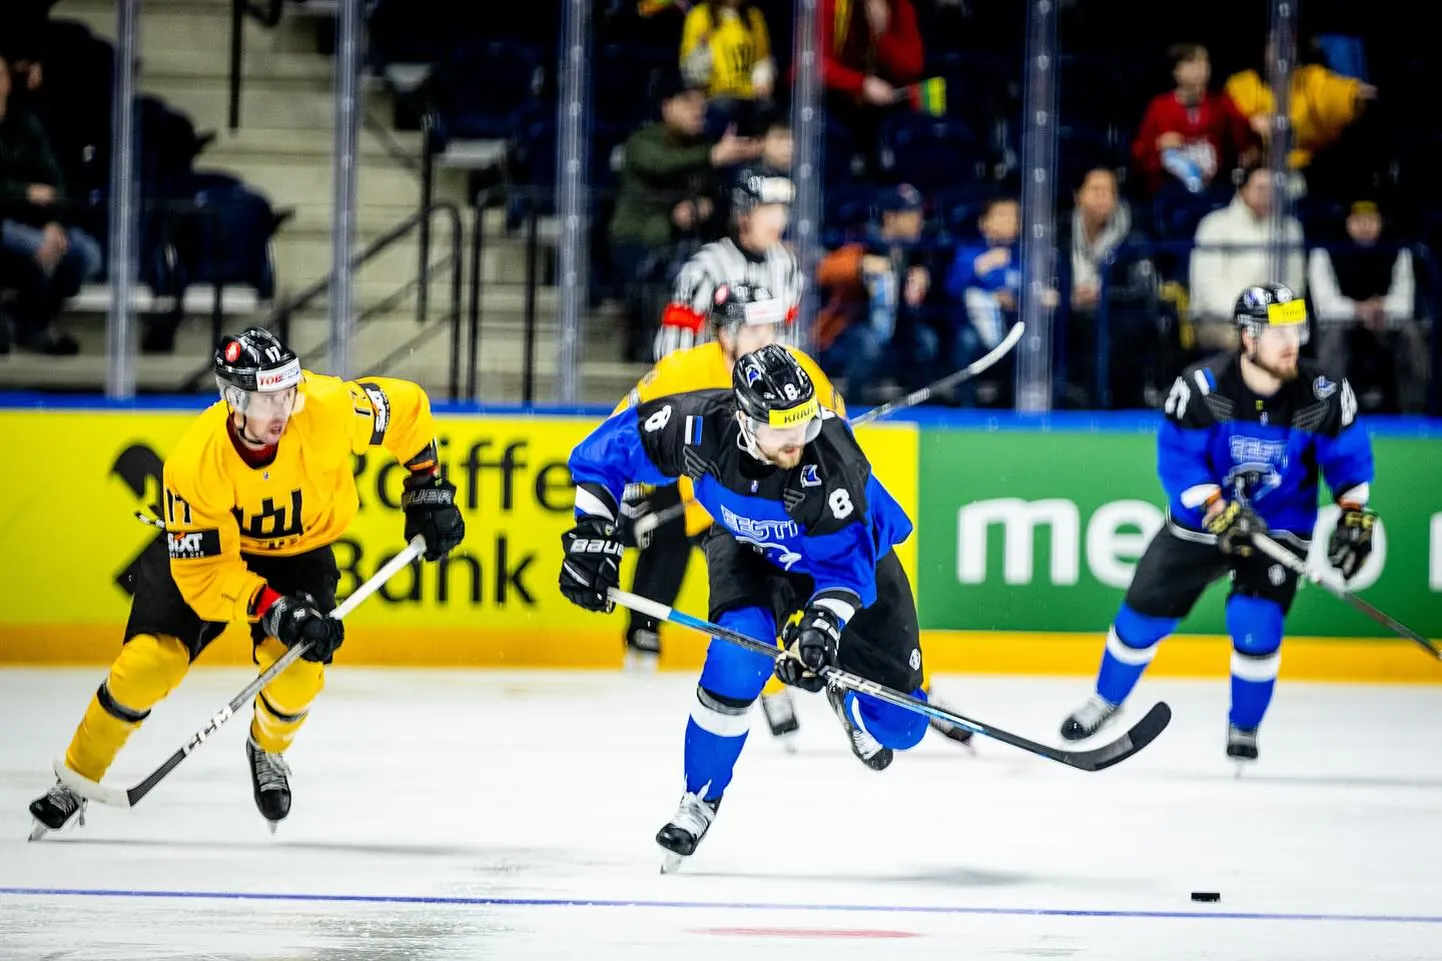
710, 282, 787, 332
732, 173, 795, 219
733, 344, 823, 458
1233, 282, 1309, 344
214, 327, 302, 412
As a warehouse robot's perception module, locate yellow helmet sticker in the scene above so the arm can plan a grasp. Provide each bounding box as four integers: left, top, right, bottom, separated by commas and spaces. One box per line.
1266, 299, 1307, 326
767, 397, 819, 428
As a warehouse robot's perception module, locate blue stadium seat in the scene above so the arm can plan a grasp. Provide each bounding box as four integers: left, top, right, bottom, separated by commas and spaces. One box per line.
880, 115, 991, 195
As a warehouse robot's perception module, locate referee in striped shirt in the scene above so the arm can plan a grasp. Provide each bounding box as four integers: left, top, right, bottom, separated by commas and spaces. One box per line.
653, 173, 803, 361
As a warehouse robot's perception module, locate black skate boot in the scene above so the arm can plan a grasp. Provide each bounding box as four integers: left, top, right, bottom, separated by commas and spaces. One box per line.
656, 791, 720, 874
1227, 724, 1259, 768
827, 684, 892, 771
760, 688, 800, 751
27, 780, 86, 841
246, 736, 292, 832
1060, 694, 1120, 741
624, 627, 660, 673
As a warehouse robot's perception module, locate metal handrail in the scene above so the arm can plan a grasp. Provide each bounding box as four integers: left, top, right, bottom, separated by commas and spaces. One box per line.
179, 201, 465, 397
227, 0, 286, 130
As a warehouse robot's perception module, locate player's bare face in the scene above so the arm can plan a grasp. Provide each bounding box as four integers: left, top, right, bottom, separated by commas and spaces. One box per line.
235, 388, 297, 446
1251, 327, 1301, 381
754, 423, 808, 468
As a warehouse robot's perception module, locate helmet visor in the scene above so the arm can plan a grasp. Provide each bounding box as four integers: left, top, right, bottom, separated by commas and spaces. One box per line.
748, 396, 823, 449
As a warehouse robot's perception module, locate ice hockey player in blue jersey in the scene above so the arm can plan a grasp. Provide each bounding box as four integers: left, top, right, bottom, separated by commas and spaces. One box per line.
559, 344, 928, 870
1060, 283, 1377, 763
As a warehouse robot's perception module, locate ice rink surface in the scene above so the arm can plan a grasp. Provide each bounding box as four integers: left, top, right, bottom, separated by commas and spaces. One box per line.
1, 666, 1439, 960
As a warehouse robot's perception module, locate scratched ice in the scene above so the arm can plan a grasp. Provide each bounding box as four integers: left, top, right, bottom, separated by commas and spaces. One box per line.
3, 667, 1439, 959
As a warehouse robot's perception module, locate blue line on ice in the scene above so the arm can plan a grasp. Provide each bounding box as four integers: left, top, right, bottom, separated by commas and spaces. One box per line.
1, 887, 1440, 924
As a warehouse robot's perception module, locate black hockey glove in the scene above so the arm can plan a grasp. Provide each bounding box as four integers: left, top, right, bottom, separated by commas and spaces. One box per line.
261, 592, 345, 663
559, 516, 624, 613
402, 471, 465, 561
775, 604, 843, 693
1327, 503, 1376, 580
1205, 500, 1266, 557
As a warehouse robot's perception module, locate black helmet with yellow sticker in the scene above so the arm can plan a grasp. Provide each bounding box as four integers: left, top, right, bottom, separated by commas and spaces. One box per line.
732, 344, 823, 461
1233, 283, 1309, 344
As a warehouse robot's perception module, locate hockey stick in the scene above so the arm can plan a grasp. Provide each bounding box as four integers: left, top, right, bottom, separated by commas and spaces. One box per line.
608, 587, 1171, 772
52, 535, 428, 809
631, 321, 1026, 543
1251, 532, 1440, 660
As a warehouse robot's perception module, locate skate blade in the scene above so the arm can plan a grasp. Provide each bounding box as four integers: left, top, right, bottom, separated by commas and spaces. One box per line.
659, 851, 685, 874
27, 820, 49, 842
266, 820, 279, 835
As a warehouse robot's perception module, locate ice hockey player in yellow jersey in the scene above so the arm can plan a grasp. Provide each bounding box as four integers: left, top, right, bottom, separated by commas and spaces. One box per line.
617, 283, 972, 751
27, 328, 466, 839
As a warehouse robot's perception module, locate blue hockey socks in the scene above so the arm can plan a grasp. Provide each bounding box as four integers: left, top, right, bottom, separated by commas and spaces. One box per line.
850, 688, 928, 750
1227, 594, 1284, 731
1095, 604, 1178, 706
682, 607, 776, 799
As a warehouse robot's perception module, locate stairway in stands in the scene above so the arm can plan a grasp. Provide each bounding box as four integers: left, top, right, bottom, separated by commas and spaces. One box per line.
0, 0, 639, 403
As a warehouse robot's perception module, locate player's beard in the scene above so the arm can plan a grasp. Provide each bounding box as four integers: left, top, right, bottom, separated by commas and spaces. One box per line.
1253, 353, 1299, 382
764, 444, 804, 469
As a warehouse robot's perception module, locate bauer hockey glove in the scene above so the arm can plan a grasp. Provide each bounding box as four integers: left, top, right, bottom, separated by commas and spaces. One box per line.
559, 516, 624, 613
402, 471, 465, 561
1205, 499, 1266, 557
775, 604, 842, 693
259, 592, 345, 663
1327, 503, 1376, 580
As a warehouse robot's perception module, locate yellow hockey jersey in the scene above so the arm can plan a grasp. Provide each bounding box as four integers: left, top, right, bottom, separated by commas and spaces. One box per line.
616, 341, 845, 535
159, 372, 437, 624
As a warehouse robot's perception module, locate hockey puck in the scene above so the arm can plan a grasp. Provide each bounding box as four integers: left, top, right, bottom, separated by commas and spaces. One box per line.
1191, 892, 1221, 902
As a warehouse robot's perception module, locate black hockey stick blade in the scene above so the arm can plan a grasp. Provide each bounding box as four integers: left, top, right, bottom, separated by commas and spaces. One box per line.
1252, 533, 1441, 660
631, 322, 1027, 539
52, 536, 428, 811
609, 588, 1171, 772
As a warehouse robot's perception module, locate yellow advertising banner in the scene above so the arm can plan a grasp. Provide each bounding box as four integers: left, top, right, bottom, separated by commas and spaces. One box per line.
0, 409, 919, 668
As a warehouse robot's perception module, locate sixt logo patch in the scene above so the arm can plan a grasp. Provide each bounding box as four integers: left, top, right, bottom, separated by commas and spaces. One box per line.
167, 528, 222, 560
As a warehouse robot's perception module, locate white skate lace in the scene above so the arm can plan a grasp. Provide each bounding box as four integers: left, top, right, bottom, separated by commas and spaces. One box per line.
46, 783, 87, 825
1071, 695, 1117, 731
667, 791, 715, 841
832, 689, 884, 759
251, 746, 292, 792
1228, 726, 1257, 747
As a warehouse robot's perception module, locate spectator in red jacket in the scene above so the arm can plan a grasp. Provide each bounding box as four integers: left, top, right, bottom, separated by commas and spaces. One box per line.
1132, 44, 1256, 197
819, 0, 924, 174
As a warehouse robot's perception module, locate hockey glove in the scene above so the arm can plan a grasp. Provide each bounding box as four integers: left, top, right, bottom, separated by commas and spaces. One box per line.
1327, 503, 1376, 580
1205, 500, 1266, 557
402, 471, 465, 561
260, 592, 345, 663
559, 516, 624, 613
775, 604, 842, 693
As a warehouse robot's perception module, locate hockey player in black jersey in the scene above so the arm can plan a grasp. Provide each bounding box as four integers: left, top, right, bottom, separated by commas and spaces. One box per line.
560, 344, 927, 870
1060, 283, 1377, 762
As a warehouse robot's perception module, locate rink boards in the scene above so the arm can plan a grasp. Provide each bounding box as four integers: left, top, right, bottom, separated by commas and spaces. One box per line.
0, 399, 1438, 681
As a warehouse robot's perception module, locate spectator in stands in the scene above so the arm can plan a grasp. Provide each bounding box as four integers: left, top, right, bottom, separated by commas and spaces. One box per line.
1307, 200, 1426, 412
0, 1, 52, 94
609, 71, 761, 359
1188, 164, 1304, 343
1132, 44, 1256, 198
945, 196, 1021, 405
718, 110, 793, 226
0, 53, 99, 356
680, 1, 776, 136
814, 183, 940, 402
1224, 36, 1377, 197
1059, 168, 1158, 408
820, 0, 924, 171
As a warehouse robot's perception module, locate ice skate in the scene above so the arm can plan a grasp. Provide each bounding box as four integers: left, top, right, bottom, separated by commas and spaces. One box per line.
27, 780, 87, 841
826, 684, 892, 771
760, 689, 800, 752
656, 791, 720, 874
1060, 694, 1121, 741
246, 736, 292, 832
1227, 724, 1258, 774
624, 628, 660, 673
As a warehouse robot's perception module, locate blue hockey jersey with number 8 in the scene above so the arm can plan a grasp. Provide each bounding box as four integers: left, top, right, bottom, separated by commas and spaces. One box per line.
567, 388, 912, 615
1159, 354, 1374, 536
